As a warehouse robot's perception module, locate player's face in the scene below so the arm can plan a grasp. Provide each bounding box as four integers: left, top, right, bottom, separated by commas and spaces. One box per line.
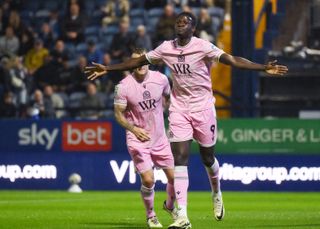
132, 53, 148, 77
175, 15, 194, 38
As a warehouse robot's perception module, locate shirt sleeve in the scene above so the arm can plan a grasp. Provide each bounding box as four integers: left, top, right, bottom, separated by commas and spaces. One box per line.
113, 83, 127, 107
146, 41, 165, 64
203, 40, 225, 63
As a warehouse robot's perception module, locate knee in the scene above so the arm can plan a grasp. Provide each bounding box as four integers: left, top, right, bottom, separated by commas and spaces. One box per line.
173, 148, 189, 166
199, 146, 215, 167
141, 176, 154, 188
174, 153, 188, 166
200, 154, 215, 167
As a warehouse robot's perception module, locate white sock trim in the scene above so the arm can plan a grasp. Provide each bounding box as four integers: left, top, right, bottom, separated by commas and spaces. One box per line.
174, 166, 188, 172
141, 184, 154, 194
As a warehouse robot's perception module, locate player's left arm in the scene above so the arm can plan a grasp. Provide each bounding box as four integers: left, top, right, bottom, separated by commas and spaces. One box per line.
162, 94, 170, 111
219, 53, 288, 75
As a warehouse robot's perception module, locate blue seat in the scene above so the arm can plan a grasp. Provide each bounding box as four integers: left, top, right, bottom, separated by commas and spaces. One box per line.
34, 9, 50, 21
191, 7, 201, 16
130, 0, 144, 9
212, 17, 222, 33
24, 1, 40, 12
130, 8, 145, 18
85, 35, 99, 44
20, 10, 33, 23
147, 8, 163, 18
42, 0, 59, 11
131, 17, 145, 27
99, 25, 119, 36
147, 17, 159, 30
208, 7, 224, 20
99, 34, 113, 51
89, 10, 103, 26
85, 26, 100, 37
75, 42, 87, 55
69, 92, 86, 108
84, 1, 96, 16
94, 0, 106, 8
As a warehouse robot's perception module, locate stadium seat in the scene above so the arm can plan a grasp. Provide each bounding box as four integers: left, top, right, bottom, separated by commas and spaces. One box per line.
131, 17, 145, 28
75, 43, 87, 55
130, 8, 145, 18
191, 7, 201, 16
85, 26, 100, 37
99, 34, 113, 51
94, 0, 106, 8
85, 36, 99, 44
208, 7, 225, 20
20, 10, 34, 25
35, 9, 50, 18
69, 92, 86, 108
212, 17, 222, 33
24, 1, 40, 13
130, 0, 145, 9
99, 26, 119, 36
42, 0, 59, 11
147, 17, 159, 33
147, 8, 163, 18
64, 43, 76, 56
84, 1, 96, 16
89, 10, 103, 26
56, 92, 69, 106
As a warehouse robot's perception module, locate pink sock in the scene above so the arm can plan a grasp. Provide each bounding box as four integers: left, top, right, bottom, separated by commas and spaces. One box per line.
205, 158, 221, 194
140, 184, 155, 218
165, 182, 175, 210
174, 166, 189, 208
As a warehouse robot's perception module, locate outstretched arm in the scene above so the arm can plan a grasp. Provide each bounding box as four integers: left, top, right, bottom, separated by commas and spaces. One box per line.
219, 53, 288, 75
85, 55, 149, 81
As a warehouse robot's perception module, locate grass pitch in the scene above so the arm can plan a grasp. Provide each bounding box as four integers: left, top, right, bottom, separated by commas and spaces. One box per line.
0, 191, 319, 228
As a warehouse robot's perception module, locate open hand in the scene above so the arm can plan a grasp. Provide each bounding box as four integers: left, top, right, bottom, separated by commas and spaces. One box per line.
265, 60, 288, 75
132, 126, 150, 142
84, 62, 107, 80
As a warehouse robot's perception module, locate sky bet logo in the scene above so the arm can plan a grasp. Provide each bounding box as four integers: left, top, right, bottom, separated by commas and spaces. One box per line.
18, 124, 59, 150
18, 122, 112, 152
62, 122, 112, 151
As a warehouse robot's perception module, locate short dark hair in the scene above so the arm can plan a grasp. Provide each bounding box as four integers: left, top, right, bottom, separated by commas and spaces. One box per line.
177, 12, 197, 28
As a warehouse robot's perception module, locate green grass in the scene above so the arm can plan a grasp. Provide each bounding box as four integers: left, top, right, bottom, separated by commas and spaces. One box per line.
0, 191, 320, 228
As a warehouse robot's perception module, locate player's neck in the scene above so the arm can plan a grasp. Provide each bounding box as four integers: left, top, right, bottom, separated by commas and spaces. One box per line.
177, 36, 192, 47
133, 73, 147, 83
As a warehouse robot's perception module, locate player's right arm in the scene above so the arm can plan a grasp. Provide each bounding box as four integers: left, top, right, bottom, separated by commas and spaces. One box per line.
85, 55, 149, 81
114, 104, 150, 142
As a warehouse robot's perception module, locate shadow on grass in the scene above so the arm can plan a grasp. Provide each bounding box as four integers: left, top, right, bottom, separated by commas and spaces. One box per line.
82, 222, 145, 228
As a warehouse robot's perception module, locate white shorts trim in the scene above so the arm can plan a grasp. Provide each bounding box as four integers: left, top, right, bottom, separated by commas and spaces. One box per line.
198, 141, 215, 148
169, 137, 193, 143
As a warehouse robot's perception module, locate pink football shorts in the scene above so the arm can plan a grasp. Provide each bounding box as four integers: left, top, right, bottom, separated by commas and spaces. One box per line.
168, 107, 217, 147
127, 142, 174, 174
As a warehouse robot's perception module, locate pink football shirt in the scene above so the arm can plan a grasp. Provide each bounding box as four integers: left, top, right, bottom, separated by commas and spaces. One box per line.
114, 70, 170, 147
146, 36, 225, 112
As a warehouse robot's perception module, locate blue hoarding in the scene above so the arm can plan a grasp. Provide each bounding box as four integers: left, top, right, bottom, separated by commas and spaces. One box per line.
0, 120, 319, 191
1, 153, 320, 191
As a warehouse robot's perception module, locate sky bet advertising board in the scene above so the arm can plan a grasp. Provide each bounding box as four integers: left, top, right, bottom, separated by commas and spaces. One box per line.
0, 119, 126, 153
0, 119, 319, 191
